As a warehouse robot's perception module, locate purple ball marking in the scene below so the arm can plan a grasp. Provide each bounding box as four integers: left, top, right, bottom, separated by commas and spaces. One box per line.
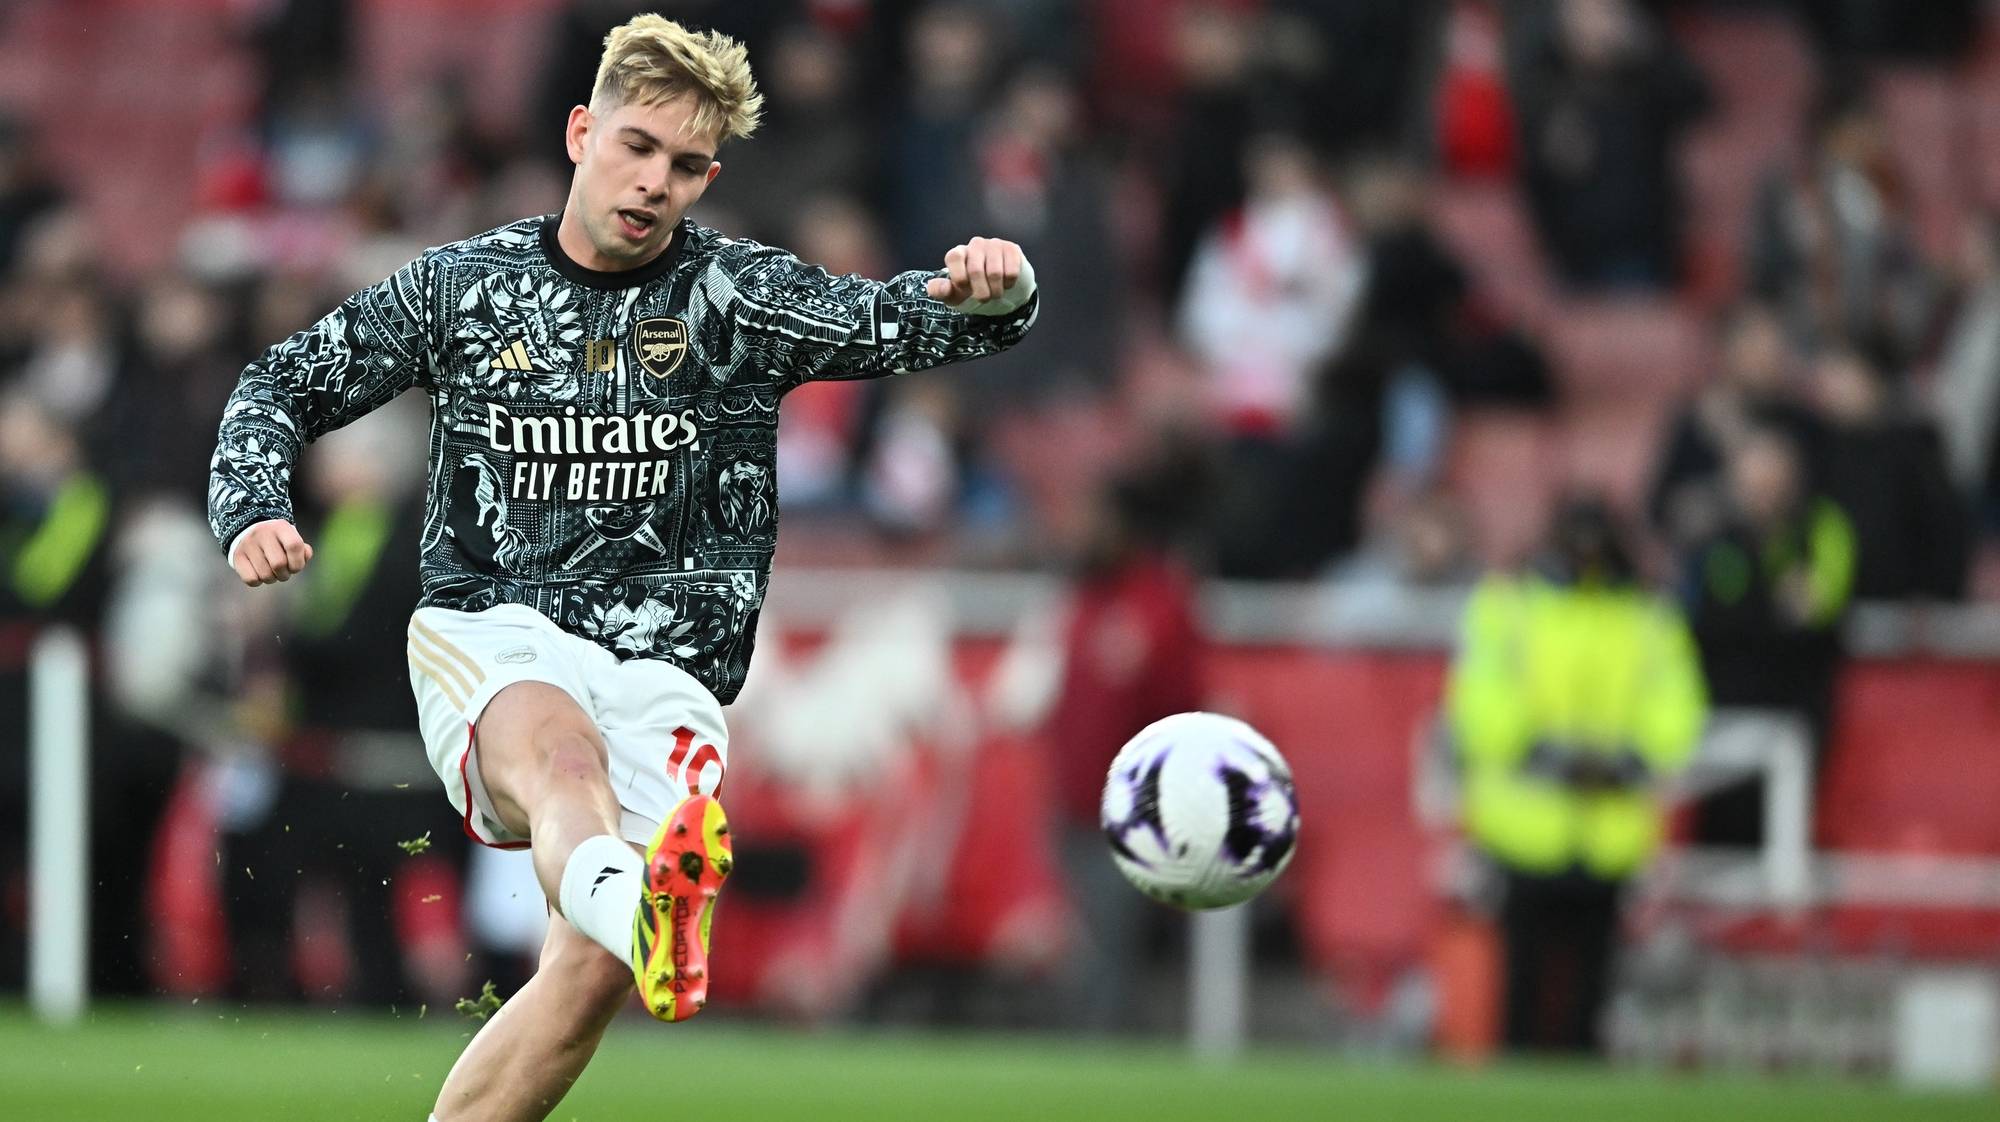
1216, 760, 1300, 878
1103, 752, 1171, 867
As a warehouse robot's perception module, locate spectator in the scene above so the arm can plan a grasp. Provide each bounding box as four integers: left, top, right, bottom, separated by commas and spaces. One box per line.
100, 497, 285, 1000
959, 65, 1119, 402
1179, 131, 1365, 438
1434, 0, 1517, 181
0, 394, 114, 988
1342, 155, 1552, 496
1447, 496, 1707, 1054
860, 379, 962, 538
1266, 0, 1436, 161
1682, 426, 1855, 845
13, 277, 121, 426
0, 114, 67, 277
884, 3, 998, 267
370, 73, 510, 249
1184, 132, 1372, 579
261, 72, 379, 211
0, 394, 111, 633
244, 0, 355, 131
777, 195, 890, 511
98, 274, 238, 501
1648, 302, 1822, 551
1808, 346, 1967, 599
1932, 213, 2000, 534
1045, 441, 1210, 1033
1798, 0, 1983, 66
716, 22, 877, 244
1511, 0, 1709, 292
1748, 79, 1934, 365
1155, 2, 1262, 306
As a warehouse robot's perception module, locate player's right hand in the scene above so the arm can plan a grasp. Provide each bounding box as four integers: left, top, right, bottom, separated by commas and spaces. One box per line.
232, 518, 314, 587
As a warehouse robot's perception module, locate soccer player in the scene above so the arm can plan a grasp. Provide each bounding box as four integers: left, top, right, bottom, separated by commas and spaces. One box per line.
207, 15, 1037, 1121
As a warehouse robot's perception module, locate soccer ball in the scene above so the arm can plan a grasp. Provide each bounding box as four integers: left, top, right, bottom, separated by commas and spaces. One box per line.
1100, 712, 1300, 910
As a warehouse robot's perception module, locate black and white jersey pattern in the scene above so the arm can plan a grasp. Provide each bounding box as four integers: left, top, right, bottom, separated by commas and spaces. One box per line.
209, 214, 1037, 703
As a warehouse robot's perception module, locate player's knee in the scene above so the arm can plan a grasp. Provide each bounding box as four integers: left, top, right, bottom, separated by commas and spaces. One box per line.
537, 728, 609, 790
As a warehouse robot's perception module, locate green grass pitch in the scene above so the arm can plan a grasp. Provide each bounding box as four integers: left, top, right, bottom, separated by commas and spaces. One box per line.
1, 1005, 1991, 1121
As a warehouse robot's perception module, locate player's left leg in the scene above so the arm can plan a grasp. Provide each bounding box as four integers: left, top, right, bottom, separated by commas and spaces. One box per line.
431, 914, 630, 1122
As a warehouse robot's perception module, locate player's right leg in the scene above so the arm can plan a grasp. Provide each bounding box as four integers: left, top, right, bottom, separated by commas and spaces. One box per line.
466, 681, 732, 1021
409, 606, 732, 1022
469, 680, 627, 909
425, 682, 724, 1121
410, 606, 734, 1120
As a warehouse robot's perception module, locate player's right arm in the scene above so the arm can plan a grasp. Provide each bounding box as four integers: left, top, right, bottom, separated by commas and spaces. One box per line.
209, 253, 437, 586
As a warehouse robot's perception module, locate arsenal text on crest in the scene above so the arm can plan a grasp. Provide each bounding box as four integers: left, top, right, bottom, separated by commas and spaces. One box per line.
633, 317, 689, 379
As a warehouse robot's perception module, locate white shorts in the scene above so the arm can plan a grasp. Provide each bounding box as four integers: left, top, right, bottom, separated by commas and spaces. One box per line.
406, 603, 729, 849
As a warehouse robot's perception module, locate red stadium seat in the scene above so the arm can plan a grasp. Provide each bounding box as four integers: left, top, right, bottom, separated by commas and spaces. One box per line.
1560, 398, 1674, 511
1543, 299, 1710, 404
0, 0, 244, 271
1674, 10, 1814, 305
358, 0, 558, 134
1675, 8, 1815, 125
1874, 69, 1971, 262
1429, 182, 1558, 329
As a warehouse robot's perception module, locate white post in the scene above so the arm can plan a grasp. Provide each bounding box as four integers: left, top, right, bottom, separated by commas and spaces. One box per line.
1763, 716, 1813, 910
29, 626, 89, 1024
1189, 904, 1250, 1060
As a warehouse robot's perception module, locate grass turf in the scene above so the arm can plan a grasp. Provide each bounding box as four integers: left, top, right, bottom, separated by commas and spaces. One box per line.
0, 1005, 1991, 1121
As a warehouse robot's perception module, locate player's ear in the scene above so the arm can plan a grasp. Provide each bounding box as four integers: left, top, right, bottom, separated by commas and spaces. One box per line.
704, 160, 721, 187
565, 105, 592, 165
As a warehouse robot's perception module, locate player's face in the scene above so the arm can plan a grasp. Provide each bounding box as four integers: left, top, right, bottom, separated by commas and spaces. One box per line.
565, 96, 722, 269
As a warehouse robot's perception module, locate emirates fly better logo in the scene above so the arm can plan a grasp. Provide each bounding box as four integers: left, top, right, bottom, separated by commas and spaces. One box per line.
484, 402, 699, 502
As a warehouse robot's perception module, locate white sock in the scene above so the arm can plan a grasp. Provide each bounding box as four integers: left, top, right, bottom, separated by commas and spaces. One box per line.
557, 834, 645, 961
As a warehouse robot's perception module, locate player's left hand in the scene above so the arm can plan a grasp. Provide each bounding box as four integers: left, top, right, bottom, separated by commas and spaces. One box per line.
926, 237, 1032, 313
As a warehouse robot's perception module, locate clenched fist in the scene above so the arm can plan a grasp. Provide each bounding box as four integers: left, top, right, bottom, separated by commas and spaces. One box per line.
925, 237, 1035, 315
231, 518, 314, 587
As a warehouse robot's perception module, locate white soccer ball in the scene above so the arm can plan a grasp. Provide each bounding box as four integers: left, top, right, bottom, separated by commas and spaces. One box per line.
1100, 712, 1300, 910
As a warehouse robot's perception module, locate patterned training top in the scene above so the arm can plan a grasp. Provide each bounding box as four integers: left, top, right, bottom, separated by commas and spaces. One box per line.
208, 214, 1037, 703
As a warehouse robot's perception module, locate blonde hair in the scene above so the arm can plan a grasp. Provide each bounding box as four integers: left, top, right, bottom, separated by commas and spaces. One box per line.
590, 14, 763, 142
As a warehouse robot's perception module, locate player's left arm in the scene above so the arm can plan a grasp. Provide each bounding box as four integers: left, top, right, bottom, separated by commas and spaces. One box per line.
728, 236, 1038, 388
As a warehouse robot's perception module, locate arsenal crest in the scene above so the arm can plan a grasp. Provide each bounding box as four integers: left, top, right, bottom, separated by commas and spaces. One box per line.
633, 317, 688, 378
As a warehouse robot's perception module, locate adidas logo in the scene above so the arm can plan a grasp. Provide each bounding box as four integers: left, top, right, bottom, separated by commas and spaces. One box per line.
589, 866, 622, 896
490, 338, 536, 372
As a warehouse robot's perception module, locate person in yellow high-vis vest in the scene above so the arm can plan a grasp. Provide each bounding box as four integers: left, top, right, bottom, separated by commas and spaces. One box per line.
1447, 497, 1707, 1053
0, 394, 111, 992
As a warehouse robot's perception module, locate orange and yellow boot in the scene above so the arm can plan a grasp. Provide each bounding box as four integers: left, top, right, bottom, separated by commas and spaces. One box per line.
632, 793, 732, 1021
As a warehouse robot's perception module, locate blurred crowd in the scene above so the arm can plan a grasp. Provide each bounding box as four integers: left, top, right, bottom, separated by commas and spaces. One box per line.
2, 0, 1999, 1042
3, 0, 1997, 586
